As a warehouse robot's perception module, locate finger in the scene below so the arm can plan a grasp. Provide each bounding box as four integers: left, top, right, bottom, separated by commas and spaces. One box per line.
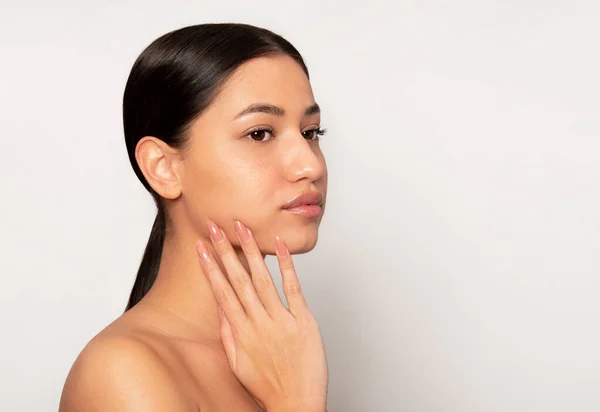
195, 239, 245, 329
275, 236, 308, 316
218, 305, 237, 371
235, 220, 285, 318
207, 220, 267, 320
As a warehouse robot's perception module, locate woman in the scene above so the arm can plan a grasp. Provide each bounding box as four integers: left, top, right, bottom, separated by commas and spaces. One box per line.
59, 23, 329, 411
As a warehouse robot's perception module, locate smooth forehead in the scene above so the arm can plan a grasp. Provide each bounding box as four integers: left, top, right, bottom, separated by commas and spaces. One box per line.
209, 55, 315, 117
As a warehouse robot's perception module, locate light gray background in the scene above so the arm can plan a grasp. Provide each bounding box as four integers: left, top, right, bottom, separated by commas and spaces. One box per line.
1, 1, 599, 411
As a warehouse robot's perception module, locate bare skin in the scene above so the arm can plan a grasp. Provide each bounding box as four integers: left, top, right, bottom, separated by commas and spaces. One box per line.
59, 55, 328, 411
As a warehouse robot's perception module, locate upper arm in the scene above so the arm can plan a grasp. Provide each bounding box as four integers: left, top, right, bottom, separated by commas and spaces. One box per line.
59, 336, 194, 412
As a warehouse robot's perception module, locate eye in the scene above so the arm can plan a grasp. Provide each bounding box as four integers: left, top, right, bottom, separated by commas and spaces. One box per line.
302, 127, 327, 141
246, 128, 274, 142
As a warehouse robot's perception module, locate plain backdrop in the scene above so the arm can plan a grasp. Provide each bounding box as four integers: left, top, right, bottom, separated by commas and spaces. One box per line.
1, 1, 599, 411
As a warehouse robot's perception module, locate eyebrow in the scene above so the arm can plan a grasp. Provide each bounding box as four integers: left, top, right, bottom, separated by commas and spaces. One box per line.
233, 103, 321, 120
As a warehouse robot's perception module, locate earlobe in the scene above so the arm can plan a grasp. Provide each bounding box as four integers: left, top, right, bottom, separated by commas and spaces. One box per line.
135, 136, 182, 199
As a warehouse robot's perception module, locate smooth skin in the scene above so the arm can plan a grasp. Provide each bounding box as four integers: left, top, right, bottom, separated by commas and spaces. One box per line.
198, 220, 328, 411
59, 55, 328, 411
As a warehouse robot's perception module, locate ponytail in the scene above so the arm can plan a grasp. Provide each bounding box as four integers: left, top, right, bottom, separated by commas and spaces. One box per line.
125, 205, 166, 311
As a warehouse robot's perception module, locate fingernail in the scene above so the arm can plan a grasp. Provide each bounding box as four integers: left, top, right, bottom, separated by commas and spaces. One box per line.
207, 220, 223, 243
196, 240, 210, 262
275, 236, 289, 258
235, 220, 251, 243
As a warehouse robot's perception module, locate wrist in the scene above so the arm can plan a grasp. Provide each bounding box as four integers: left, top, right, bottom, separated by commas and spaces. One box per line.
267, 399, 326, 412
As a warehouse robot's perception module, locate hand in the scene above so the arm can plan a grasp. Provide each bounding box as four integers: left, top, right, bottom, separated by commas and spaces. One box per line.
195, 220, 328, 412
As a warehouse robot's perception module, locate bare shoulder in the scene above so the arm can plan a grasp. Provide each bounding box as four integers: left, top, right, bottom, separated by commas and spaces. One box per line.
59, 332, 196, 412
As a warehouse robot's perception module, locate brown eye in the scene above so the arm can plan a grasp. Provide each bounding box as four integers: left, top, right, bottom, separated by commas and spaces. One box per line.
302, 128, 326, 141
247, 129, 274, 142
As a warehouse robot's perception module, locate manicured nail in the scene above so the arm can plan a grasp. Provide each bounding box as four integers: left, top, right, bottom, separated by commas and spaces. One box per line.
207, 220, 223, 243
235, 220, 251, 243
275, 236, 289, 258
196, 240, 210, 261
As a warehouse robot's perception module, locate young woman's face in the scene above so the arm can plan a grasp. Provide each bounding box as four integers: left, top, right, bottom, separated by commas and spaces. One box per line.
179, 55, 327, 255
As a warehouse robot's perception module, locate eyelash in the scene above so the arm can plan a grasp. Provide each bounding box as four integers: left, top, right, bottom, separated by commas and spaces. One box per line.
245, 127, 327, 143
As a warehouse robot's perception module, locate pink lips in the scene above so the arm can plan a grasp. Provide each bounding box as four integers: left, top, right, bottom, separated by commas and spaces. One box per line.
282, 192, 324, 218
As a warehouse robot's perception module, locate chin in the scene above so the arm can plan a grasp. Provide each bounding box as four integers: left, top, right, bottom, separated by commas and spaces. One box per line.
288, 241, 317, 255
252, 211, 324, 256
283, 225, 320, 255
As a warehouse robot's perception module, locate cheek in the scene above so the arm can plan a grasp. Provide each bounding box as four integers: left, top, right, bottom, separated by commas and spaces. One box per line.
186, 154, 278, 218
318, 152, 328, 188
230, 160, 280, 213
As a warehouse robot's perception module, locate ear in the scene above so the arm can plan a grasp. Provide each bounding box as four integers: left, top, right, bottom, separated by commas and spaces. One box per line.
135, 136, 183, 200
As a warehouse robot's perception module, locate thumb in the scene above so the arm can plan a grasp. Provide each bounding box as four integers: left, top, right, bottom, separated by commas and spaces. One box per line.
218, 305, 237, 371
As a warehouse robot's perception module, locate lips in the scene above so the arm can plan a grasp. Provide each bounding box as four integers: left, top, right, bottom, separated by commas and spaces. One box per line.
282, 191, 324, 210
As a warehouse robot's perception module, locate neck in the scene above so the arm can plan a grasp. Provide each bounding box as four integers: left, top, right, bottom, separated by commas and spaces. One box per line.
136, 222, 255, 343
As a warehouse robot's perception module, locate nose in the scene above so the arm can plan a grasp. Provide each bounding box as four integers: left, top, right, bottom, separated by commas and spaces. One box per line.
282, 133, 325, 183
